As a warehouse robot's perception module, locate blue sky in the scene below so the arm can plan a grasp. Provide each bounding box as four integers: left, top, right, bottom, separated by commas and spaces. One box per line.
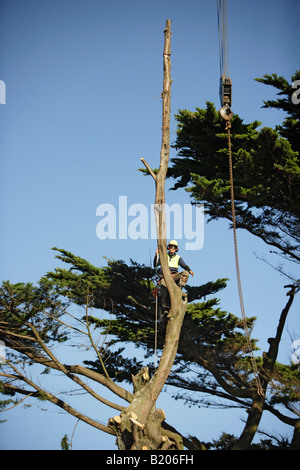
0, 0, 299, 450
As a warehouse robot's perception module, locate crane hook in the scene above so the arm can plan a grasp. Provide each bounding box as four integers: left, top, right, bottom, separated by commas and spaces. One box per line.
220, 103, 233, 121
219, 75, 233, 121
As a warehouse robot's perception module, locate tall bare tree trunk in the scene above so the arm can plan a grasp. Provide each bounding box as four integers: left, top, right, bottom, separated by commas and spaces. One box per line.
108, 19, 188, 451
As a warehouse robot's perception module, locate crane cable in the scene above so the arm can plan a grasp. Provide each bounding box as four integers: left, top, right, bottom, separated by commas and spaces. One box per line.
217, 0, 264, 396
217, 0, 229, 78
226, 121, 264, 396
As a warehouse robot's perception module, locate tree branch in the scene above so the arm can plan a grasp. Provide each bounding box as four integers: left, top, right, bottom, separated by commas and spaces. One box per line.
5, 361, 115, 436
22, 319, 125, 412
140, 158, 157, 181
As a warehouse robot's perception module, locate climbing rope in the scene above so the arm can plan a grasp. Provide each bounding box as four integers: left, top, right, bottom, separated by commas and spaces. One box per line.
154, 252, 159, 370
217, 0, 264, 396
226, 120, 264, 396
154, 283, 158, 370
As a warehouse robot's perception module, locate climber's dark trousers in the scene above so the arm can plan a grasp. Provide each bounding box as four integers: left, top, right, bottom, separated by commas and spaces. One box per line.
160, 270, 189, 308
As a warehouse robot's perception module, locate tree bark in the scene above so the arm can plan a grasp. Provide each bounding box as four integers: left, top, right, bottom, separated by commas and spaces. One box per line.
290, 419, 300, 450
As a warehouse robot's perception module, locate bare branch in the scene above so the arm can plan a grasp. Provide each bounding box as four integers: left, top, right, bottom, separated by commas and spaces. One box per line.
5, 360, 115, 436
0, 391, 34, 412
22, 319, 125, 411
84, 290, 111, 381
140, 158, 157, 181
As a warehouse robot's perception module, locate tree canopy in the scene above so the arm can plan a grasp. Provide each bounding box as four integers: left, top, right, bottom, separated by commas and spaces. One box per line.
1, 72, 300, 450
169, 71, 300, 265
0, 246, 299, 449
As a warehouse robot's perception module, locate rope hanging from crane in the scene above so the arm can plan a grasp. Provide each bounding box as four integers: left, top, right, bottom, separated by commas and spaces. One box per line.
217, 0, 264, 396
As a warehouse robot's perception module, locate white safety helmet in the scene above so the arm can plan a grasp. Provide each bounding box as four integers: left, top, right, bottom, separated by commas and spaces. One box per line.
167, 240, 179, 252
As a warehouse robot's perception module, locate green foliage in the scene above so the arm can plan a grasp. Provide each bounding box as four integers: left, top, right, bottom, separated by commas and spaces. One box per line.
36, 391, 49, 401
60, 434, 70, 450
84, 347, 144, 382
268, 363, 300, 406
45, 248, 260, 393
169, 73, 300, 263
0, 278, 69, 355
1, 73, 299, 447
41, 248, 300, 416
203, 432, 290, 450
46, 247, 111, 305
255, 71, 300, 153
0, 398, 13, 423
0, 247, 298, 445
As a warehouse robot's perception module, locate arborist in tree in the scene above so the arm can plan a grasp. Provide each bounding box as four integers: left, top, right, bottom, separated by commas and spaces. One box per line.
154, 240, 194, 314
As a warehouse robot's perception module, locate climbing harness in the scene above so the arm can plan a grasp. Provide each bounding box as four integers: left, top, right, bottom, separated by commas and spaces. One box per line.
217, 0, 264, 396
